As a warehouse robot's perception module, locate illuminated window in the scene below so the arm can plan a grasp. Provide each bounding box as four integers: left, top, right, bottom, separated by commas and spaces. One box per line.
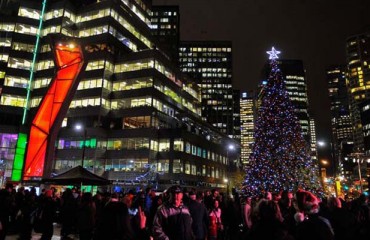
173, 159, 183, 173
15, 23, 37, 35
158, 159, 169, 173
4, 76, 28, 88
0, 94, 26, 107
18, 7, 40, 19
7, 57, 31, 70
159, 139, 170, 151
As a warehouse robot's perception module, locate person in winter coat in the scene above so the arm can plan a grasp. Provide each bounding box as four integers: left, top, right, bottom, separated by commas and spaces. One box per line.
152, 185, 194, 240
294, 189, 334, 240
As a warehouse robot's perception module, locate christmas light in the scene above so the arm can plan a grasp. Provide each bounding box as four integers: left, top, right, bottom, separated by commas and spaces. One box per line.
242, 50, 322, 197
266, 47, 281, 60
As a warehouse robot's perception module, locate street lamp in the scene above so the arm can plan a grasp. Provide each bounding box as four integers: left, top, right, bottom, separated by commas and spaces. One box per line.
353, 158, 364, 193
225, 144, 235, 197
227, 144, 235, 165
75, 124, 87, 168
317, 140, 336, 177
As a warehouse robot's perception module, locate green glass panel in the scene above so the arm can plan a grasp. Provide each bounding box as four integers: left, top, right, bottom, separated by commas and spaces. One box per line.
11, 133, 28, 181
85, 139, 90, 148
90, 138, 96, 148
11, 170, 22, 181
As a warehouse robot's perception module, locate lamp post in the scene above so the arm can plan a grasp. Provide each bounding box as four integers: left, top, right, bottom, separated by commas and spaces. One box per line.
353, 158, 363, 193
317, 140, 336, 177
75, 124, 87, 168
226, 144, 235, 197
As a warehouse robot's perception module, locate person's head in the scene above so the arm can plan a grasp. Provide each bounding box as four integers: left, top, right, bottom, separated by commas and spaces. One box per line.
257, 199, 283, 222
45, 189, 53, 198
245, 196, 252, 205
189, 191, 196, 200
295, 189, 320, 214
81, 192, 93, 204
212, 189, 219, 198
264, 191, 272, 200
168, 185, 183, 207
213, 199, 220, 209
5, 183, 13, 192
272, 192, 281, 202
280, 190, 294, 207
328, 197, 342, 210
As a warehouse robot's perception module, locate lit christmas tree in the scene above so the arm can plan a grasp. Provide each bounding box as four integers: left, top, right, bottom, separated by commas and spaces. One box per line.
243, 47, 322, 196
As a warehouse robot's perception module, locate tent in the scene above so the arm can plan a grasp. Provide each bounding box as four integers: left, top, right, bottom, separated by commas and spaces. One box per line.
42, 166, 111, 186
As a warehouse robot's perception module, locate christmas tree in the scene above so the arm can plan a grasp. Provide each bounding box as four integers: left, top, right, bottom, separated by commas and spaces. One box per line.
243, 47, 322, 196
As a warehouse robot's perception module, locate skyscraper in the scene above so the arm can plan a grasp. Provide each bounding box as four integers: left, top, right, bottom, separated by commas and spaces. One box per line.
310, 117, 318, 160
179, 41, 235, 138
346, 32, 370, 152
150, 5, 180, 61
326, 65, 353, 171
261, 59, 311, 144
0, 0, 231, 189
240, 91, 255, 165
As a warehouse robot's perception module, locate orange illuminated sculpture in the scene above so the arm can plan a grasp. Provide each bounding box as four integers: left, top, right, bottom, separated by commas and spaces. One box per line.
23, 35, 86, 180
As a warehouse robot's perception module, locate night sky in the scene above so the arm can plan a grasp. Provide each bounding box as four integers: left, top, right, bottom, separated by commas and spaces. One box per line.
153, 0, 370, 151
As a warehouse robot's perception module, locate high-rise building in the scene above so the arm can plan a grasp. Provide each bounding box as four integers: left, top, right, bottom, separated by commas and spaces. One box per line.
261, 60, 311, 143
360, 99, 370, 155
310, 117, 318, 161
346, 32, 370, 152
179, 41, 235, 138
326, 65, 353, 173
0, 0, 231, 189
150, 5, 180, 61
233, 89, 241, 142
240, 91, 255, 165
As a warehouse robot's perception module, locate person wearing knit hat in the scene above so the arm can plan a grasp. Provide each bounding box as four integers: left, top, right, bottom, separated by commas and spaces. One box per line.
294, 190, 334, 240
295, 189, 320, 215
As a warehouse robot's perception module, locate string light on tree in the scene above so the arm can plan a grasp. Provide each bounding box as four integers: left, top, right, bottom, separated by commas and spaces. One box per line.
242, 47, 322, 197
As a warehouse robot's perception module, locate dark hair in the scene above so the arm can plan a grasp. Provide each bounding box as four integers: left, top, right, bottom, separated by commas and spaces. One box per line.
168, 185, 182, 194
258, 200, 283, 222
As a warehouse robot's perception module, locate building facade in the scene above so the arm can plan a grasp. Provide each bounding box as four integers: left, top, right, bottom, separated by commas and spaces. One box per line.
346, 32, 370, 152
150, 5, 179, 62
261, 59, 311, 144
178, 41, 236, 139
0, 0, 231, 189
326, 65, 353, 176
240, 91, 255, 165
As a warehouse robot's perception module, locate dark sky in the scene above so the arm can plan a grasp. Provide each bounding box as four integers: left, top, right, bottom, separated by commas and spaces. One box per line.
153, 0, 370, 143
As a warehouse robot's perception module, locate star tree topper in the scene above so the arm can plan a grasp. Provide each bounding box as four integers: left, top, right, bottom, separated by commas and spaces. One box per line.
266, 47, 281, 60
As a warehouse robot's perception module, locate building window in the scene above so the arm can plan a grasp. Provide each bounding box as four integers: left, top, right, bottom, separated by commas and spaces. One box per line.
173, 139, 183, 151
191, 164, 197, 175
173, 159, 182, 173
159, 139, 170, 152
158, 159, 169, 173
185, 162, 190, 174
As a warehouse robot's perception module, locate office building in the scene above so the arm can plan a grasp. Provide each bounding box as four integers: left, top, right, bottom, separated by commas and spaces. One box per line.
326, 66, 353, 149
179, 41, 236, 139
261, 59, 311, 144
240, 91, 255, 165
150, 5, 180, 61
346, 32, 370, 152
0, 0, 231, 189
325, 65, 353, 176
310, 117, 318, 161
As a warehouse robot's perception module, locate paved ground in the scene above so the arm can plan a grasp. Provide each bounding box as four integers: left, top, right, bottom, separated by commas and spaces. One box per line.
5, 223, 79, 240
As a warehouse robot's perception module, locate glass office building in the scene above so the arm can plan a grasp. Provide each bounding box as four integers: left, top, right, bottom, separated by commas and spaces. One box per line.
0, 0, 230, 189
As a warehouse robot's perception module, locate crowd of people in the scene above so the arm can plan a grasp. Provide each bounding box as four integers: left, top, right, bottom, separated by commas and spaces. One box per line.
0, 182, 370, 240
